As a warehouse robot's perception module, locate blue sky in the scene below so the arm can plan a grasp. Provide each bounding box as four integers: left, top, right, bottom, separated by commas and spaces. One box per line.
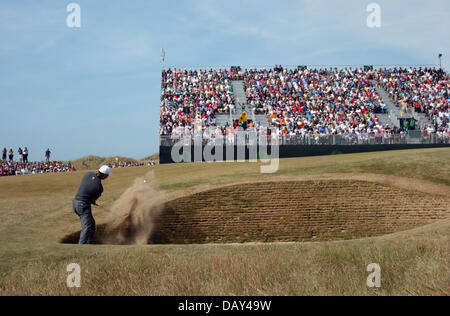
0, 0, 449, 161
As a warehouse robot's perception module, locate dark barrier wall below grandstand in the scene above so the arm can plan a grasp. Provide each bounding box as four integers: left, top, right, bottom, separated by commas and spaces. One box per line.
159, 144, 450, 164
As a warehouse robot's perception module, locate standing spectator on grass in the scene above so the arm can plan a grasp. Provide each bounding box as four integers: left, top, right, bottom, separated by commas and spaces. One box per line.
18, 147, 23, 163
8, 148, 13, 162
45, 148, 51, 163
2, 148, 6, 161
23, 147, 29, 163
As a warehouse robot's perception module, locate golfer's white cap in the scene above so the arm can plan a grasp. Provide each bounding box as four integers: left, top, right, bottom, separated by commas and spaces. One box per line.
99, 165, 113, 176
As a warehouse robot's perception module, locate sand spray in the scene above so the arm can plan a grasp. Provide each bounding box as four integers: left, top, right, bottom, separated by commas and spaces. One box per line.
102, 172, 166, 245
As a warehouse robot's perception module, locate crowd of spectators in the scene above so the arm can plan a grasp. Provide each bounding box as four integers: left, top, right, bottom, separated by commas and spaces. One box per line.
1, 147, 155, 176
1, 146, 73, 176
160, 66, 449, 143
110, 161, 145, 168
376, 67, 450, 139
160, 67, 392, 137
160, 68, 237, 136
243, 67, 388, 136
0, 160, 75, 176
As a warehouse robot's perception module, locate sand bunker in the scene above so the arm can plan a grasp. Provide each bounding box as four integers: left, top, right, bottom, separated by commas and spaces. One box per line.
62, 179, 449, 245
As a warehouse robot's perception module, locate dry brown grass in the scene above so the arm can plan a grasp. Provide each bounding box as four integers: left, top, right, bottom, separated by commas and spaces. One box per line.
139, 153, 159, 165
0, 148, 449, 296
69, 153, 158, 171
1, 225, 449, 296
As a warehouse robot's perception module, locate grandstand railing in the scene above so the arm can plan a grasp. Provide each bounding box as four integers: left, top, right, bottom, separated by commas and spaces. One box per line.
160, 133, 449, 147
162, 64, 439, 71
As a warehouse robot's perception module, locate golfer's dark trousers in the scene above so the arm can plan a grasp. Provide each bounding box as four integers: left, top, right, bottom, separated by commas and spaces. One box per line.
73, 199, 95, 244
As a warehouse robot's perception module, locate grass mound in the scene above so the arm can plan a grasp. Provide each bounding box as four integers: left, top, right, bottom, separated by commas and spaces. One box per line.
71, 155, 139, 170
139, 153, 159, 165
70, 153, 158, 170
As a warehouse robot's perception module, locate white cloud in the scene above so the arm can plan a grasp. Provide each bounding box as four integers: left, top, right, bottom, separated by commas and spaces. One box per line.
187, 0, 449, 69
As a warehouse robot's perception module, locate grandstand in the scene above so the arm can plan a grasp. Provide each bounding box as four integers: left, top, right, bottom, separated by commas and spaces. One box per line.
159, 66, 449, 163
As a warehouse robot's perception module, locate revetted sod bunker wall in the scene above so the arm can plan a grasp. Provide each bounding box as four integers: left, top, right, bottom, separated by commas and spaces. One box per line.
150, 180, 449, 244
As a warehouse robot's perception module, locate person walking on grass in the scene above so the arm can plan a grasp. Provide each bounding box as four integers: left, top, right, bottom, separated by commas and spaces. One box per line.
72, 165, 112, 244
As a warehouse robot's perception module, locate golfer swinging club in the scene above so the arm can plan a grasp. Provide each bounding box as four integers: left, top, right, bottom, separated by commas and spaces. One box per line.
73, 165, 112, 244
